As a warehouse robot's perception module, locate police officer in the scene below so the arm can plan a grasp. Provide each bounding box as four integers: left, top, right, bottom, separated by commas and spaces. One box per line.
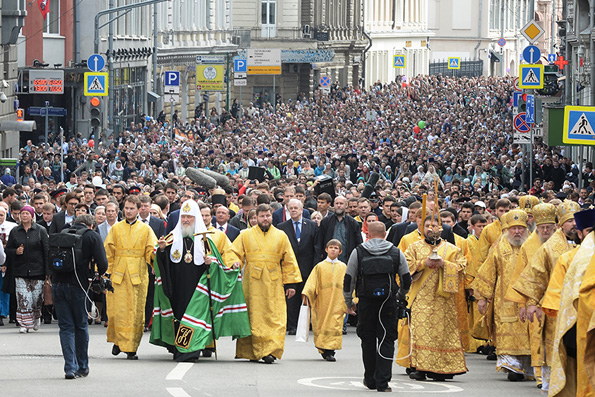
51, 214, 108, 379
344, 221, 411, 392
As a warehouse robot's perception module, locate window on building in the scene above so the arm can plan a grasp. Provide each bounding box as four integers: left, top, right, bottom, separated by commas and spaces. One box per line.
261, 0, 276, 38
43, 0, 60, 34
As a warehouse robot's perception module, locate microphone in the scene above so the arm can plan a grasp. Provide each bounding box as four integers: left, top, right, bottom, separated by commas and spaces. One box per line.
361, 172, 380, 199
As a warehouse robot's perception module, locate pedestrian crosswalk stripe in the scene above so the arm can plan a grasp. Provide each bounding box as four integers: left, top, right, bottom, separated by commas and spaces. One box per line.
89, 77, 104, 91
570, 113, 595, 135
523, 69, 539, 84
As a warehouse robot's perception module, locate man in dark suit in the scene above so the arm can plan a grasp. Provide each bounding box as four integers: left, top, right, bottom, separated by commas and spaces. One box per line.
316, 196, 362, 265
138, 195, 166, 331
212, 206, 240, 242
49, 192, 80, 234
272, 186, 310, 226
277, 199, 318, 334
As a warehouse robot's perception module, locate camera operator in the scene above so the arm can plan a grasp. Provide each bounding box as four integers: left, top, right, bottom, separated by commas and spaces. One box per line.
343, 221, 411, 392
51, 214, 108, 379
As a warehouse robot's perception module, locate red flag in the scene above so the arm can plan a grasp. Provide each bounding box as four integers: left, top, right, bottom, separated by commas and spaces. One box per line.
38, 0, 50, 20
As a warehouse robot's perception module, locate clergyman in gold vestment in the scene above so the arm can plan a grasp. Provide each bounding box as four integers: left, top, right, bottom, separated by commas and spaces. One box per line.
104, 196, 157, 359
230, 204, 301, 364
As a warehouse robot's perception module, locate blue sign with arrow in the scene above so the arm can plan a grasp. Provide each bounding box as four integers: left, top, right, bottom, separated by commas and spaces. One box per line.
548, 54, 557, 64
522, 45, 541, 64
526, 94, 535, 124
87, 54, 106, 73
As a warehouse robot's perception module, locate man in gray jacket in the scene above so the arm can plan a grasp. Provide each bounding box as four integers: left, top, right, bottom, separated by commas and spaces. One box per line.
343, 221, 411, 393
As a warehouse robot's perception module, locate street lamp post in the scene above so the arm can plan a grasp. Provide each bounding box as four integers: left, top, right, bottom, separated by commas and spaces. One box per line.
93, 0, 168, 146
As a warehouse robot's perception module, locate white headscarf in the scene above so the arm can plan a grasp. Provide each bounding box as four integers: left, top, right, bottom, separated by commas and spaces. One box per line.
170, 200, 207, 266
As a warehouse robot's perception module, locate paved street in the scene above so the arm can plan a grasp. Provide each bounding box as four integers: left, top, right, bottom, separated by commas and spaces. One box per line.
1, 322, 542, 396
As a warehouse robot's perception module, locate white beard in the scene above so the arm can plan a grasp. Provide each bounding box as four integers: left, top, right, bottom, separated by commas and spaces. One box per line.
506, 232, 528, 247
181, 224, 195, 238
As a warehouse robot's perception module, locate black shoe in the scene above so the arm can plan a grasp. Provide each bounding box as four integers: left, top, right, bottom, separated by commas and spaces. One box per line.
64, 372, 81, 379
126, 352, 138, 360
77, 368, 89, 377
363, 379, 376, 390
287, 328, 296, 335
202, 349, 213, 358
377, 387, 392, 392
537, 384, 543, 389
8, 319, 15, 324
476, 346, 484, 354
87, 318, 93, 325
321, 351, 336, 362
0, 317, 3, 326
144, 326, 150, 332
409, 371, 427, 381
262, 355, 275, 364
486, 352, 497, 361
405, 368, 413, 375
432, 374, 448, 381
112, 345, 121, 356
342, 329, 347, 335
44, 319, 52, 325
507, 372, 525, 381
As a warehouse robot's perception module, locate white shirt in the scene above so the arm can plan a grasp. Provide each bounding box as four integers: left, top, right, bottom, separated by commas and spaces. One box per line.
140, 214, 151, 224
216, 222, 228, 232
65, 212, 74, 225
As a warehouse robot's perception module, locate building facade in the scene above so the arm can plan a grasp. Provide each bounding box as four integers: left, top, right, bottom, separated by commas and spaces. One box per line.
1, 0, 27, 157
429, 0, 536, 77
364, 0, 433, 84
156, 0, 236, 121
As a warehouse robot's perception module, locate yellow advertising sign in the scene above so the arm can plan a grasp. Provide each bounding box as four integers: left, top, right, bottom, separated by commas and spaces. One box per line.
247, 66, 281, 75
196, 65, 224, 91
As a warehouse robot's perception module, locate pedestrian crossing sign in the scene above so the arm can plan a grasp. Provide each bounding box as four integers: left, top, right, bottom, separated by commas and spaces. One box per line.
518, 65, 543, 89
393, 55, 406, 68
563, 105, 595, 145
84, 72, 108, 96
447, 57, 461, 69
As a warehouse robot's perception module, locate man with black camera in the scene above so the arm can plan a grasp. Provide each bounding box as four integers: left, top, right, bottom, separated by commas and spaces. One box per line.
51, 214, 108, 379
343, 221, 411, 392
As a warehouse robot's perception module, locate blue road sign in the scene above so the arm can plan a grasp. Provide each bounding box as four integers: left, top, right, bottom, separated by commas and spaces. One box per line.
513, 92, 522, 107
526, 94, 535, 124
548, 54, 557, 64
522, 45, 541, 64
519, 65, 544, 89
563, 106, 595, 145
28, 107, 67, 117
234, 59, 247, 73
87, 54, 105, 72
164, 71, 180, 87
498, 38, 506, 47
514, 113, 533, 133
320, 76, 331, 87
447, 57, 461, 69
393, 55, 406, 68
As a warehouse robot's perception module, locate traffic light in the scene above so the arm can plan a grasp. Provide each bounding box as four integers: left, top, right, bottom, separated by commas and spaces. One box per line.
518, 94, 527, 113
16, 108, 24, 121
90, 97, 102, 128
537, 65, 561, 96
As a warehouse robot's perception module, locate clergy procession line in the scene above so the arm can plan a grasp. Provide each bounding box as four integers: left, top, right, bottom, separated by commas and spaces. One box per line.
3, 177, 595, 395
1, 75, 595, 393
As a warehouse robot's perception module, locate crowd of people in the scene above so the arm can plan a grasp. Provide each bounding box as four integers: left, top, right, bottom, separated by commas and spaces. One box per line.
0, 75, 594, 394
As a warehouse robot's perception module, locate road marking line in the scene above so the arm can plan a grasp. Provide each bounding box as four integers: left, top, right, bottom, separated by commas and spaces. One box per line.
166, 362, 194, 380
166, 387, 192, 397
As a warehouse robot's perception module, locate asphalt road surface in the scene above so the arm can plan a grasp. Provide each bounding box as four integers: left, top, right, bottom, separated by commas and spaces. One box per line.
0, 322, 542, 396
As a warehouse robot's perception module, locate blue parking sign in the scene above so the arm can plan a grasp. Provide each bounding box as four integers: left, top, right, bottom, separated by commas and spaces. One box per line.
164, 71, 180, 87
234, 59, 247, 73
